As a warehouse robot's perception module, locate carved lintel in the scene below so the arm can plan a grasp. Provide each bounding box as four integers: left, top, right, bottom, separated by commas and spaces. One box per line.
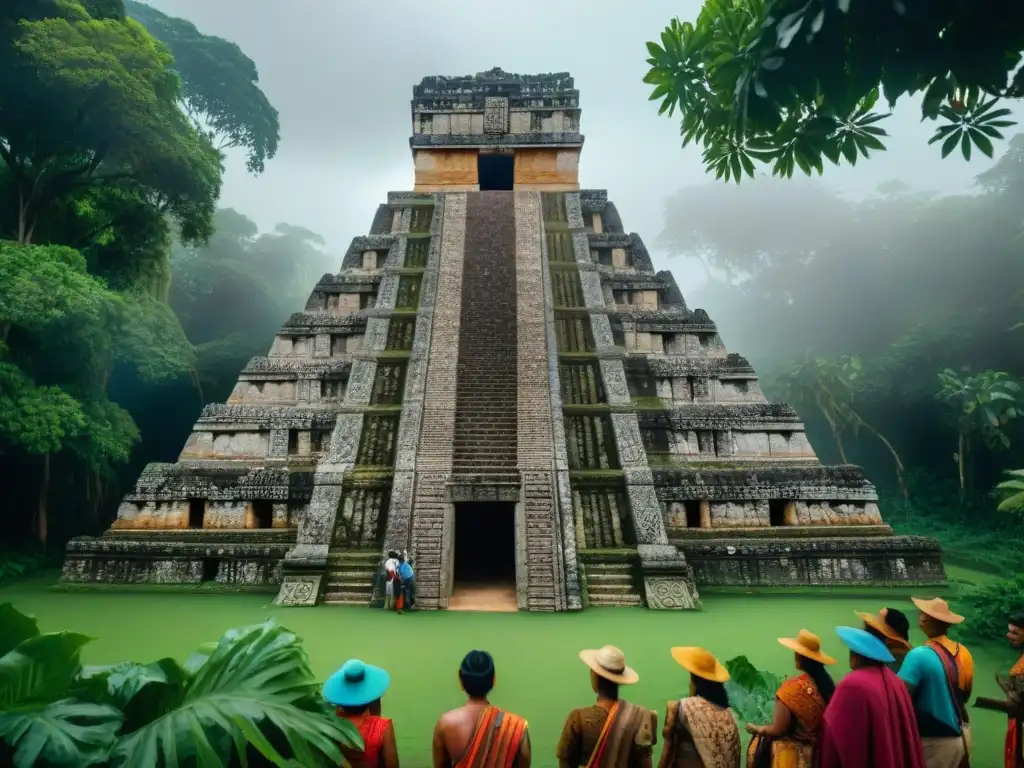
275, 575, 322, 606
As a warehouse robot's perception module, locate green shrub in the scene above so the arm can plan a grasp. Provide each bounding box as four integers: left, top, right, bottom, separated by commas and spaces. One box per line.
0, 603, 360, 767
0, 549, 59, 586
957, 575, 1024, 645
723, 656, 784, 724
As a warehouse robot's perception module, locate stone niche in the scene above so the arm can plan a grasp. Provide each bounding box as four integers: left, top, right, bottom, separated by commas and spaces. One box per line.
179, 430, 269, 460
592, 247, 631, 268
326, 292, 376, 314
612, 290, 658, 309
270, 335, 311, 358
413, 149, 478, 190
663, 498, 883, 533
331, 334, 363, 357
286, 428, 332, 458
513, 148, 580, 190
228, 380, 297, 404
112, 501, 189, 529
655, 376, 766, 404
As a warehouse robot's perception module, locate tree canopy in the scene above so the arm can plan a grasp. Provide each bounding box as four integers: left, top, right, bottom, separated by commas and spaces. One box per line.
125, 0, 281, 174
644, 0, 1024, 181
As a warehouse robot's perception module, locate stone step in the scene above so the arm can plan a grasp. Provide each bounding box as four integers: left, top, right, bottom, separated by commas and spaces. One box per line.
588, 582, 637, 594
586, 572, 635, 584
588, 594, 644, 607
582, 563, 634, 573
322, 589, 372, 605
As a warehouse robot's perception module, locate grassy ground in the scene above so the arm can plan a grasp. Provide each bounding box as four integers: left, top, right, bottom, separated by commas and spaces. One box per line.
2, 572, 1013, 768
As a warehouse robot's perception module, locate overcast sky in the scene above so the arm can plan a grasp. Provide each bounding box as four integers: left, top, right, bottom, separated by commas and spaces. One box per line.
151, 0, 1009, 286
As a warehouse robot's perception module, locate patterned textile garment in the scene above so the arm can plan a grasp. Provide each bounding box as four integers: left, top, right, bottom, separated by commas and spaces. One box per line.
745, 674, 826, 768
556, 701, 657, 767
1006, 656, 1024, 768
659, 697, 740, 768
455, 705, 529, 768
338, 712, 391, 768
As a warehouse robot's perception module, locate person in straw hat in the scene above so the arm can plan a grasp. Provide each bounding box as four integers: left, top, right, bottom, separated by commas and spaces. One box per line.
975, 608, 1024, 768
858, 607, 913, 671
744, 629, 836, 768
817, 627, 925, 768
555, 645, 657, 767
899, 597, 973, 768
657, 646, 739, 768
322, 658, 400, 768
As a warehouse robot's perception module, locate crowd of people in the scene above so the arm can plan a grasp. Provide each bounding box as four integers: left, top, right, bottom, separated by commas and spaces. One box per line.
380, 550, 416, 613
321, 598, 1024, 768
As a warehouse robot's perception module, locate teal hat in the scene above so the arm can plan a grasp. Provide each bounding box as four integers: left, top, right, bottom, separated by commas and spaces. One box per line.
835, 626, 895, 664
322, 659, 390, 707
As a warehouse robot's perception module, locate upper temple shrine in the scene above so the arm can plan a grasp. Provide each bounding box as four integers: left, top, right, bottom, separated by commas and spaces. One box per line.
62, 69, 945, 610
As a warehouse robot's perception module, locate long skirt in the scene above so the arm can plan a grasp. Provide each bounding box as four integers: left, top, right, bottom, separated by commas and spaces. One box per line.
747, 735, 814, 768
384, 578, 394, 610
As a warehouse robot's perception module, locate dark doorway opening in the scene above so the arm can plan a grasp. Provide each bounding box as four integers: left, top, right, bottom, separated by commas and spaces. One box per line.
454, 502, 516, 585
478, 153, 514, 191
201, 558, 219, 582
769, 499, 787, 527
188, 499, 205, 529
684, 500, 702, 529
252, 500, 273, 529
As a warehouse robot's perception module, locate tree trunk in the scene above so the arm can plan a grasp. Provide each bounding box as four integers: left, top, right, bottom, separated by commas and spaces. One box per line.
859, 420, 910, 499
957, 431, 966, 500
37, 453, 50, 547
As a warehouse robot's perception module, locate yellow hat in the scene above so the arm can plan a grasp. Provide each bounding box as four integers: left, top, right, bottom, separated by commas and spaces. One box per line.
670, 646, 729, 683
579, 645, 639, 685
912, 597, 964, 625
856, 609, 912, 649
777, 629, 836, 665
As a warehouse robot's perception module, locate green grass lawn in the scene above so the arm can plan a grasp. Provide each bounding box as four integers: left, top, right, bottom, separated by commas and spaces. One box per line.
2, 573, 1013, 768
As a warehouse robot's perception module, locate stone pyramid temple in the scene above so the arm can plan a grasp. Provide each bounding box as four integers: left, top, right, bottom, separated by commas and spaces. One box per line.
63, 69, 945, 610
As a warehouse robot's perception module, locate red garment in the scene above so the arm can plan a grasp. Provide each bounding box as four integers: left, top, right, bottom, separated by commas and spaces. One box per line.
815, 665, 925, 768
338, 712, 390, 768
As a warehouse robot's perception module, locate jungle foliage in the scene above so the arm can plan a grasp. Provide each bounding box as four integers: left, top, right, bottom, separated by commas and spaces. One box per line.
0, 603, 360, 767
0, 1, 323, 548
645, 0, 1024, 180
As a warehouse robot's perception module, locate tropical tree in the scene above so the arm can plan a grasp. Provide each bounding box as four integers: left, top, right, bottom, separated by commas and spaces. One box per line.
936, 369, 1022, 494
644, 1, 1024, 182
775, 353, 908, 496
0, 0, 221, 244
0, 602, 360, 767
996, 469, 1024, 513
124, 1, 280, 174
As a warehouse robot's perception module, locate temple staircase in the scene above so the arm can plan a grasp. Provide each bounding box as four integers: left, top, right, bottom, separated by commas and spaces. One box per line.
581, 552, 644, 607
321, 549, 379, 605
452, 191, 518, 478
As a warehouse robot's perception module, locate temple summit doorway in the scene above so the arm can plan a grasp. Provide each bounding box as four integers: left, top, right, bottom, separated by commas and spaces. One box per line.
449, 501, 518, 612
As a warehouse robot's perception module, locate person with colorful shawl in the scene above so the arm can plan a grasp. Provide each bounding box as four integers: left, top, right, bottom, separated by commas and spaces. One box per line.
322, 659, 400, 768
975, 609, 1024, 768
556, 644, 657, 767
745, 629, 836, 768
900, 597, 972, 768
815, 626, 926, 768
432, 650, 531, 768
858, 607, 913, 671
658, 646, 740, 768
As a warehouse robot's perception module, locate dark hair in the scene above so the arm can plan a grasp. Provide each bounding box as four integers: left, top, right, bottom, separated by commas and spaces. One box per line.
594, 674, 619, 701
883, 608, 911, 640
338, 700, 377, 716
800, 658, 835, 703
386, 550, 399, 559
692, 676, 730, 709
1010, 610, 1024, 629
459, 650, 495, 698
863, 625, 888, 645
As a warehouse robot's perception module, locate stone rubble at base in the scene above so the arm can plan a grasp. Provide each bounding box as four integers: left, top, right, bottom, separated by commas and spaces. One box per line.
61, 69, 945, 609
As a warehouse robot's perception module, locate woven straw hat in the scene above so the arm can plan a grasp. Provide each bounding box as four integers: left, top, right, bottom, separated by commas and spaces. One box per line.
912, 597, 964, 625
670, 646, 730, 683
856, 609, 913, 649
578, 645, 639, 685
777, 629, 836, 665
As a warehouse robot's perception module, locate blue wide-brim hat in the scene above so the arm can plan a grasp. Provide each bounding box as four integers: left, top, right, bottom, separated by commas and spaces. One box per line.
835, 626, 896, 664
322, 659, 390, 707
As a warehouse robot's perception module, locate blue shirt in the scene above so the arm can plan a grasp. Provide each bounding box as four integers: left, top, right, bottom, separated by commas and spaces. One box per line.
898, 646, 961, 735
398, 561, 414, 580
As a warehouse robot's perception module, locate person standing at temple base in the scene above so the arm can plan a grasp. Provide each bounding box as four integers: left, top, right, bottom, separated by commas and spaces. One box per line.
322, 659, 400, 768
556, 645, 657, 767
745, 629, 835, 768
900, 597, 972, 768
432, 650, 530, 768
858, 607, 913, 671
815, 626, 926, 768
398, 550, 416, 611
383, 550, 401, 612
658, 646, 740, 768
975, 609, 1024, 768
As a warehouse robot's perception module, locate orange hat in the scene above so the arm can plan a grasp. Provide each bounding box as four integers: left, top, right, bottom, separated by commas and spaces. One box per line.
856, 609, 913, 649
912, 597, 964, 625
777, 629, 836, 665
670, 647, 729, 683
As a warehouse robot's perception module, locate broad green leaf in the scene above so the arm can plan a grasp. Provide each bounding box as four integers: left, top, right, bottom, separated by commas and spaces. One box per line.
0, 699, 123, 768
0, 604, 39, 658
940, 130, 961, 158
961, 131, 972, 161
0, 633, 93, 709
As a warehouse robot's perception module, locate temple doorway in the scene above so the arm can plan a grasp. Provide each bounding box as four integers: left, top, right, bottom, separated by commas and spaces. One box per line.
477, 153, 514, 191
449, 501, 517, 611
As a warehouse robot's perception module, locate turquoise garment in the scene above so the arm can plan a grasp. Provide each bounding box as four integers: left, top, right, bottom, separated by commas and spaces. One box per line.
899, 645, 961, 735
398, 560, 413, 580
